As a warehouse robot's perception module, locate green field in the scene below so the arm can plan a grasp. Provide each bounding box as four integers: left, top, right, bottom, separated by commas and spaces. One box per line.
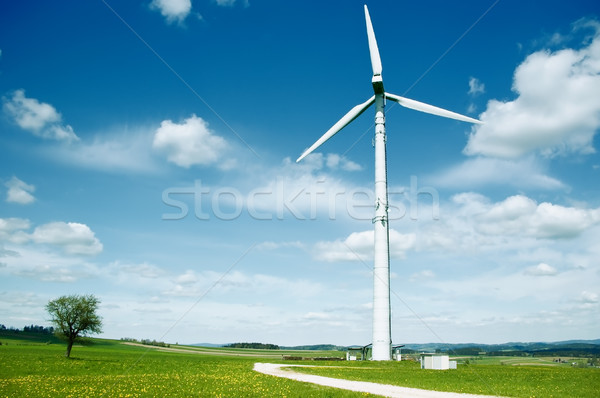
455, 355, 589, 367
1, 336, 598, 397
294, 359, 599, 397
0, 338, 363, 397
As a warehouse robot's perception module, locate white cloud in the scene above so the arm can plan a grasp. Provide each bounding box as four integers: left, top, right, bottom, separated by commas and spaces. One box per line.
468, 77, 485, 96
238, 156, 368, 221
578, 291, 598, 304
0, 217, 30, 243
155, 152, 371, 222
5, 177, 35, 204
174, 270, 197, 285
13, 264, 93, 283
153, 114, 231, 169
301, 311, 331, 321
477, 195, 600, 239
467, 77, 485, 114
410, 269, 435, 282
429, 156, 565, 190
163, 270, 323, 300
293, 152, 362, 172
111, 261, 165, 279
417, 193, 600, 255
2, 89, 79, 142
48, 129, 159, 173
30, 222, 103, 255
465, 21, 600, 158
150, 0, 192, 24
215, 0, 248, 6
0, 244, 100, 283
256, 241, 305, 251
314, 229, 416, 262
524, 263, 558, 276
325, 153, 362, 171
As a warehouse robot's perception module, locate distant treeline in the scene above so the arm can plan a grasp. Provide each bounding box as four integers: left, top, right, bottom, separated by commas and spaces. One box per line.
224, 342, 280, 350
431, 344, 600, 358
282, 344, 347, 351
120, 337, 171, 348
0, 324, 54, 335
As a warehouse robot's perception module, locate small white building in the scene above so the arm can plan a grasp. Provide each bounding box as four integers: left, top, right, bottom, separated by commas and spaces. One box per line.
420, 353, 452, 370
393, 344, 405, 361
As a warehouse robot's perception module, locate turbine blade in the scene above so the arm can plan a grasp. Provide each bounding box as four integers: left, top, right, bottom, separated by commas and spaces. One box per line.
386, 93, 482, 124
297, 96, 375, 162
364, 5, 382, 77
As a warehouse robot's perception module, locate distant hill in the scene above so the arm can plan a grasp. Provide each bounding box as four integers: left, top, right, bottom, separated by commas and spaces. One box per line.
189, 339, 600, 355
400, 339, 600, 357
550, 339, 600, 345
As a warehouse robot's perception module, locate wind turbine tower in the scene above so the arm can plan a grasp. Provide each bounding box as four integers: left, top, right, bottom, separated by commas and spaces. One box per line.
297, 5, 481, 360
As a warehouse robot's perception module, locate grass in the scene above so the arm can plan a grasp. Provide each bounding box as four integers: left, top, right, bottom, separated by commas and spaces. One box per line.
293, 358, 600, 397
456, 354, 585, 366
1, 336, 598, 397
0, 338, 367, 397
120, 342, 345, 359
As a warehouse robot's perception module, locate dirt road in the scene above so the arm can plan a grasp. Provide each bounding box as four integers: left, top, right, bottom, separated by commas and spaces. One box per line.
254, 363, 505, 398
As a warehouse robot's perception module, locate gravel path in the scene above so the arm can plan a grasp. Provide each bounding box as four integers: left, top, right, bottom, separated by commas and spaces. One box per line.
253, 363, 505, 398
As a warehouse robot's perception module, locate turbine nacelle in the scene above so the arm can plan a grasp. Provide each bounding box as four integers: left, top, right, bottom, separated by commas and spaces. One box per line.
372, 75, 384, 95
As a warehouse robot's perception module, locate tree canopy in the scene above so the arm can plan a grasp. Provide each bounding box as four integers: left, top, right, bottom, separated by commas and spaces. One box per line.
224, 342, 280, 350
45, 294, 102, 358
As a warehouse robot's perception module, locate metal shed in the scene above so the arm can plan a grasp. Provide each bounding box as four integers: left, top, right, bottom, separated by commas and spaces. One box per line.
420, 353, 450, 370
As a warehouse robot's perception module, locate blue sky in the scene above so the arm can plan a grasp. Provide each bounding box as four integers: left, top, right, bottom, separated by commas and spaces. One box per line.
1, 0, 599, 346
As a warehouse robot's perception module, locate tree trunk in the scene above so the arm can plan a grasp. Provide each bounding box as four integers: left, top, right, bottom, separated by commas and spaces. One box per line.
65, 339, 74, 358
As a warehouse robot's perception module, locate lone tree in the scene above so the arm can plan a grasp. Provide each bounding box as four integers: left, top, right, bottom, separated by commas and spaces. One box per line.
45, 294, 103, 358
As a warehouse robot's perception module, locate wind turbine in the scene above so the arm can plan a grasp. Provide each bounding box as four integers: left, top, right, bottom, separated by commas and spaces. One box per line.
297, 5, 482, 361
